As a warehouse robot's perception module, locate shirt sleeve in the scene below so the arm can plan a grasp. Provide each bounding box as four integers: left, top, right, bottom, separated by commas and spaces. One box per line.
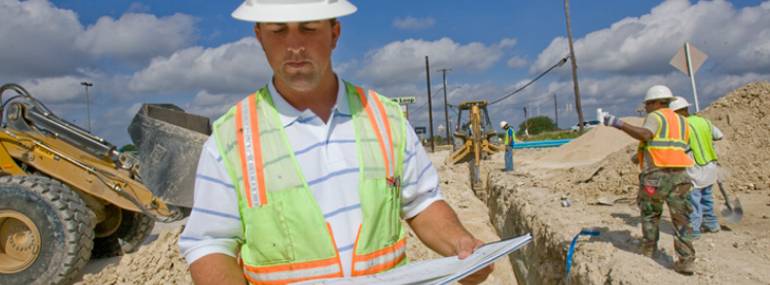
712, 124, 724, 141
642, 113, 659, 134
400, 121, 443, 219
178, 137, 244, 265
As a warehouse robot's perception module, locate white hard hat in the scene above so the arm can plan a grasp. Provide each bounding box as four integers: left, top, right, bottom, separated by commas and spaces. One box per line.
669, 96, 691, 111
644, 85, 675, 102
500, 121, 508, 129
232, 0, 357, 23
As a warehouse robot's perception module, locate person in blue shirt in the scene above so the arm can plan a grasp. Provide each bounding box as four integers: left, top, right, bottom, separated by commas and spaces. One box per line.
500, 121, 516, 171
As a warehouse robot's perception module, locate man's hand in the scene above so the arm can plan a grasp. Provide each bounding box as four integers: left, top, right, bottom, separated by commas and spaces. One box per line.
602, 114, 624, 129
456, 237, 493, 285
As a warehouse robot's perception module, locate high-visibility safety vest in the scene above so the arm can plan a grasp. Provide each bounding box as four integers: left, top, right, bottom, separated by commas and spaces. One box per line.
636, 108, 694, 169
504, 127, 516, 146
211, 81, 408, 284
687, 115, 718, 166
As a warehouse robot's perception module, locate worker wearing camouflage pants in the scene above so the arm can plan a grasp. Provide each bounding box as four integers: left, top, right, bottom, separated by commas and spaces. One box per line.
638, 170, 695, 263
603, 85, 696, 274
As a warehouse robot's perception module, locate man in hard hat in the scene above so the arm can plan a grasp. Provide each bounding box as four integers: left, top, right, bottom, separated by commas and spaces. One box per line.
602, 85, 696, 275
500, 121, 516, 171
670, 96, 724, 238
178, 1, 493, 284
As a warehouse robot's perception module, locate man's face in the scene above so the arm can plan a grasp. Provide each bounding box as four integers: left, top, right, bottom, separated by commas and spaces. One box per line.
644, 100, 667, 113
255, 20, 340, 92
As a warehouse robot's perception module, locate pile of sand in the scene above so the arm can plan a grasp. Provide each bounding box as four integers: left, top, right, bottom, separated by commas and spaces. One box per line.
77, 228, 192, 285
531, 118, 642, 169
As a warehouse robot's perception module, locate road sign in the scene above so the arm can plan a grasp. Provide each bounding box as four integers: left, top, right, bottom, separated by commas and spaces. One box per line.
670, 43, 707, 76
414, 127, 427, 135
392, 96, 416, 105
669, 42, 708, 112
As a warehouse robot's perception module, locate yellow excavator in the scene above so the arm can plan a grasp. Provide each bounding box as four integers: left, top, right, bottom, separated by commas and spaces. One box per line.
0, 83, 207, 285
446, 101, 503, 195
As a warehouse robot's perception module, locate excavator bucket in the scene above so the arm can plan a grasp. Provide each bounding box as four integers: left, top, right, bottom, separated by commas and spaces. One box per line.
128, 104, 211, 208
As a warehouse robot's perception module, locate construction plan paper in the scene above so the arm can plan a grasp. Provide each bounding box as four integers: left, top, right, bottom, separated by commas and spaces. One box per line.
293, 233, 532, 285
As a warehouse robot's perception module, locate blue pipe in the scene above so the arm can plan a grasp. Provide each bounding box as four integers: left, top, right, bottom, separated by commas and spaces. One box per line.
512, 139, 573, 149
565, 228, 600, 279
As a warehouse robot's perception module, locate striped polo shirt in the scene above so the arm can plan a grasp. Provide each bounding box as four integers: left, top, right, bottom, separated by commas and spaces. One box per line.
178, 77, 443, 276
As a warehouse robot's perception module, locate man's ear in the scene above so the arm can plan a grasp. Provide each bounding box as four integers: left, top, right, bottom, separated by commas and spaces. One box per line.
331, 20, 341, 49
254, 23, 262, 41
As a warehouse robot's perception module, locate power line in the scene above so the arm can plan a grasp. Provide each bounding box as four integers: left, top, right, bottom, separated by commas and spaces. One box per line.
488, 55, 569, 106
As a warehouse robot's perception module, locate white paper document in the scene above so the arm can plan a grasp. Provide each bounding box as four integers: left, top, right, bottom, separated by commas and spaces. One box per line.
294, 233, 532, 285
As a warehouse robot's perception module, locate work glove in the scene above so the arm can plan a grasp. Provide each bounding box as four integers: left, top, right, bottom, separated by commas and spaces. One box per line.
602, 114, 624, 129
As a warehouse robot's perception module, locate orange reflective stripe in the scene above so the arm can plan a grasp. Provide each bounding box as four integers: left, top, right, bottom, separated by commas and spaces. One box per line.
355, 86, 391, 176
243, 256, 339, 274
352, 238, 406, 262
369, 90, 395, 175
235, 101, 254, 208
247, 96, 268, 206
352, 253, 405, 276
243, 271, 342, 285
325, 223, 344, 275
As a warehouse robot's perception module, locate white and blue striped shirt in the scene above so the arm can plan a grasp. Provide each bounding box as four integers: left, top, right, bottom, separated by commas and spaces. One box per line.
178, 78, 443, 276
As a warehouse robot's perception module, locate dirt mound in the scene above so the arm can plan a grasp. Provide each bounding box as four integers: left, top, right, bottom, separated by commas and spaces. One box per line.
77, 227, 191, 285
699, 81, 770, 192
531, 118, 642, 169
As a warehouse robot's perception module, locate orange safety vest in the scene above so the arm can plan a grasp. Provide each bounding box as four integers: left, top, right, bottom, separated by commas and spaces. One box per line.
637, 108, 694, 169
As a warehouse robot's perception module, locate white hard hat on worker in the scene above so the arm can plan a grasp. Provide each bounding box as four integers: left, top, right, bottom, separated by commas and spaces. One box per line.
644, 85, 675, 102
669, 96, 691, 111
232, 0, 358, 22
500, 121, 508, 129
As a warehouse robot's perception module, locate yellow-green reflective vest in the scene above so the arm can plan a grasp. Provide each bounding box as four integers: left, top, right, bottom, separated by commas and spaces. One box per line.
504, 127, 516, 146
687, 115, 718, 166
211, 81, 408, 284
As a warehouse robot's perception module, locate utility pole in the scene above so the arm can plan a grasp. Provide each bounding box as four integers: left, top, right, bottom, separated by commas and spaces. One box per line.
80, 81, 93, 132
424, 56, 435, 152
554, 93, 559, 128
438, 68, 452, 145
564, 0, 585, 132
523, 106, 529, 137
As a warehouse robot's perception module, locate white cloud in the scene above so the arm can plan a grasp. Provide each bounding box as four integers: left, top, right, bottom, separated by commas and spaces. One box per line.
506, 56, 528, 69
76, 13, 196, 62
184, 90, 243, 118
0, 0, 196, 80
0, 0, 85, 78
129, 37, 272, 95
356, 38, 505, 86
392, 17, 436, 30
532, 0, 770, 75
20, 76, 91, 103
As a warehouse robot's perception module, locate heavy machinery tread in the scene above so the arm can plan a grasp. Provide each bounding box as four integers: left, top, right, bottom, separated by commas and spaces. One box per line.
0, 176, 94, 285
92, 209, 155, 258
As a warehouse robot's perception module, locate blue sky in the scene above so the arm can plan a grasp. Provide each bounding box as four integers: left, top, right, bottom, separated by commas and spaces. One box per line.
2, 0, 769, 146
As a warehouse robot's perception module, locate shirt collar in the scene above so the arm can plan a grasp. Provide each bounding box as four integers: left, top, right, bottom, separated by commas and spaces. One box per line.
267, 76, 351, 128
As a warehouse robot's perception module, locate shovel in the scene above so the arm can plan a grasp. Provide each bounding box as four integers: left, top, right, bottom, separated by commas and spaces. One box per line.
716, 180, 743, 223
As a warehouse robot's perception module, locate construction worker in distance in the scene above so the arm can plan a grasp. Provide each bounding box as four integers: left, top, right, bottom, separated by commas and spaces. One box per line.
601, 85, 696, 275
500, 121, 516, 171
670, 96, 724, 238
178, 1, 493, 284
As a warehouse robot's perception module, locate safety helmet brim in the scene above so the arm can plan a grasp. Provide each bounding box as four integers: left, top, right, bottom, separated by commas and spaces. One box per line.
232, 1, 357, 23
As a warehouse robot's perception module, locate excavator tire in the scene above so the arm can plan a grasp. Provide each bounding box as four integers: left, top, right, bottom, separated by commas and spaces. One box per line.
0, 176, 94, 285
92, 208, 154, 258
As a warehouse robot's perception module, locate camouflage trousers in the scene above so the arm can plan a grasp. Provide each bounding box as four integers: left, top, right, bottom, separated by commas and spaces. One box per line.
637, 169, 695, 263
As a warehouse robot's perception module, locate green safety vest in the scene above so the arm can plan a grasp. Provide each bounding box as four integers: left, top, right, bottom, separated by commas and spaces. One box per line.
687, 115, 718, 166
211, 81, 408, 284
503, 127, 516, 146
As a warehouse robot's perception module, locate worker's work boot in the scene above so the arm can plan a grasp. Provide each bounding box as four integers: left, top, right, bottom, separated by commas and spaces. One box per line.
673, 259, 694, 276
639, 244, 658, 258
